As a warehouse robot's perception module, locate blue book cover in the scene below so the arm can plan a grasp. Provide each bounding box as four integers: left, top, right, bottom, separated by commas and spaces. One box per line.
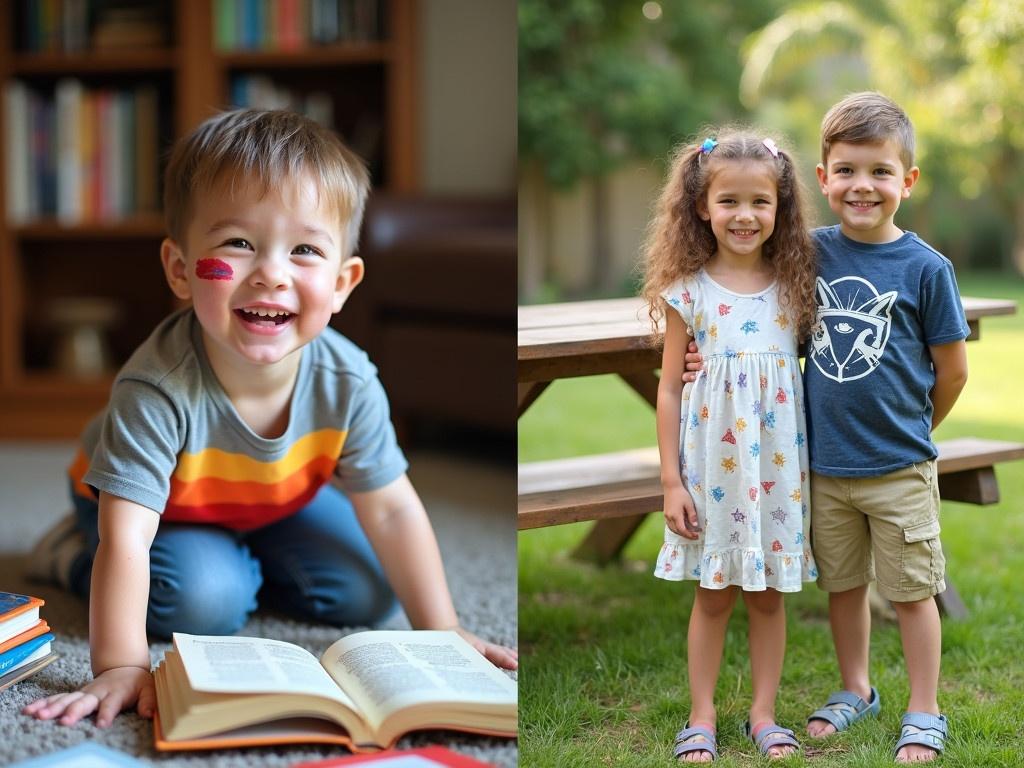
0, 591, 42, 623
0, 592, 33, 614
0, 633, 53, 674
9, 742, 147, 766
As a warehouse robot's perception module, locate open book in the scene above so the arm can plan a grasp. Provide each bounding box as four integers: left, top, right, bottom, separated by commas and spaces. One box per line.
152, 630, 517, 752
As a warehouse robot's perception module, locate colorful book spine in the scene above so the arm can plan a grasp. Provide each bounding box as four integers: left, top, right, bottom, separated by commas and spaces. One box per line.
4, 80, 31, 223
212, 0, 384, 51
55, 78, 83, 222
214, 0, 237, 50
4, 79, 161, 223
0, 632, 53, 675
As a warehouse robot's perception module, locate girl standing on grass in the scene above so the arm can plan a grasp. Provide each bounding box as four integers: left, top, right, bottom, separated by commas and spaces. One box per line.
642, 128, 819, 762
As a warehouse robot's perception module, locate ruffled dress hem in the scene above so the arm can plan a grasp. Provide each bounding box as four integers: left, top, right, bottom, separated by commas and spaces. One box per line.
653, 541, 818, 592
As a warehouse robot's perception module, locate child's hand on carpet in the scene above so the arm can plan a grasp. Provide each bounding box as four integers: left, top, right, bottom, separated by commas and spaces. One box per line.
22, 665, 155, 727
454, 626, 518, 670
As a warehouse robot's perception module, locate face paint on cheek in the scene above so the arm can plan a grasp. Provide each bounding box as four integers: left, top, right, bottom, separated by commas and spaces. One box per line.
195, 258, 233, 281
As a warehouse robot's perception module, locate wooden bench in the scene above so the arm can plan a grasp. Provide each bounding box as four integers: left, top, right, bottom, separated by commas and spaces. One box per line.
519, 438, 1024, 530
519, 437, 1024, 618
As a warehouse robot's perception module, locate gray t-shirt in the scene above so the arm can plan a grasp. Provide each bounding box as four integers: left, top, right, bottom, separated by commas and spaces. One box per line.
804, 226, 969, 477
76, 309, 407, 530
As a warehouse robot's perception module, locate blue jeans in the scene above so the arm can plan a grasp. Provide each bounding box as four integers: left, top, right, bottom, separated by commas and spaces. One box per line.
71, 483, 397, 639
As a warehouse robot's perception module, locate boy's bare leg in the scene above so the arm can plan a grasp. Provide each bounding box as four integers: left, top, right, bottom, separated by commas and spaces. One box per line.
680, 586, 737, 762
808, 585, 873, 737
892, 596, 942, 763
744, 588, 796, 758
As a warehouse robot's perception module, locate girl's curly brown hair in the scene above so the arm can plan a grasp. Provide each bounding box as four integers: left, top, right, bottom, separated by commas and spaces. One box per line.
641, 127, 818, 341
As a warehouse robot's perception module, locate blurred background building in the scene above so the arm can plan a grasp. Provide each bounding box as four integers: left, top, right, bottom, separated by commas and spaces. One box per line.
519, 0, 1024, 303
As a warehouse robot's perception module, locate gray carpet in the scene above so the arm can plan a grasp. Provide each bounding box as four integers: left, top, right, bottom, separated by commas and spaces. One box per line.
0, 446, 517, 767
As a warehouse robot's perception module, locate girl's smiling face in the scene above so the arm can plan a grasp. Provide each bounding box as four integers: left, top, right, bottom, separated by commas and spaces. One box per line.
698, 160, 778, 262
161, 172, 362, 376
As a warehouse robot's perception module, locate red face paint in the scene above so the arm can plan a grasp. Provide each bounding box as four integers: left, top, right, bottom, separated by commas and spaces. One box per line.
195, 258, 233, 280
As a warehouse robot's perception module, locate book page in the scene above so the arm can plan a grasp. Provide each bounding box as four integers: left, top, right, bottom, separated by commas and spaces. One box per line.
320, 630, 516, 727
172, 633, 358, 711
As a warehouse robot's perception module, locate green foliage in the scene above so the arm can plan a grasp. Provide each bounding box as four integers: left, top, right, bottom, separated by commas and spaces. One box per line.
740, 0, 1024, 271
518, 0, 783, 188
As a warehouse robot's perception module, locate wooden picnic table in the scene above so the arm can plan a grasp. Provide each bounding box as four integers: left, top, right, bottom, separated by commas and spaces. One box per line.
518, 294, 1021, 618
519, 295, 1017, 413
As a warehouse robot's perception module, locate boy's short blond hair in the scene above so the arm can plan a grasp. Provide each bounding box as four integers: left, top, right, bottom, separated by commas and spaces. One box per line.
164, 108, 370, 259
820, 91, 915, 170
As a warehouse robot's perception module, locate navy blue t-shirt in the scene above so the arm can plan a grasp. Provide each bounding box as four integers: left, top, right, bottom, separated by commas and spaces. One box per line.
804, 226, 969, 477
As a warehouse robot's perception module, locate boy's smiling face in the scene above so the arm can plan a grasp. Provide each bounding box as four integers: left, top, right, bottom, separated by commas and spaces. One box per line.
816, 138, 919, 244
161, 172, 362, 376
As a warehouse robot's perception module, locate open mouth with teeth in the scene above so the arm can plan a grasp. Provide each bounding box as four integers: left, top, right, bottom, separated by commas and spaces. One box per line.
235, 308, 294, 326
731, 229, 759, 236
846, 201, 879, 208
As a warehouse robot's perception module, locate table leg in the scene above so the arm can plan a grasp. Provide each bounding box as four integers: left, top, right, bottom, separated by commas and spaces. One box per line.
935, 582, 968, 619
565, 371, 661, 563
571, 514, 649, 563
869, 581, 968, 619
938, 466, 999, 505
619, 371, 660, 408
566, 371, 661, 563
518, 381, 551, 417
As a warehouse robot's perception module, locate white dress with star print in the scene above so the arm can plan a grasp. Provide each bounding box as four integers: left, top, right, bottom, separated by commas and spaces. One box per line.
654, 270, 817, 591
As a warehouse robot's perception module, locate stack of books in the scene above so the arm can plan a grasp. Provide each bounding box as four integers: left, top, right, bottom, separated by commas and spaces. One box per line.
0, 591, 57, 691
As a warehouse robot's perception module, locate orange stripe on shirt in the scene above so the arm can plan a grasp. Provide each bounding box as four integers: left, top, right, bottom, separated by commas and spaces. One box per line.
173, 429, 347, 484
68, 448, 95, 500
162, 483, 324, 530
167, 454, 337, 507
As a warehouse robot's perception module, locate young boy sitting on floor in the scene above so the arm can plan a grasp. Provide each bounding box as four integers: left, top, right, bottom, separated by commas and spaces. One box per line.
24, 108, 516, 728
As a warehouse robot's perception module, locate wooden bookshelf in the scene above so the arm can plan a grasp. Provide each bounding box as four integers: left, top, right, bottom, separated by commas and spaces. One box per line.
0, 0, 418, 438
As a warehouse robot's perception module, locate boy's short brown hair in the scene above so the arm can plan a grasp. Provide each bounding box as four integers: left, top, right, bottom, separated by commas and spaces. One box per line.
820, 91, 915, 170
164, 109, 370, 259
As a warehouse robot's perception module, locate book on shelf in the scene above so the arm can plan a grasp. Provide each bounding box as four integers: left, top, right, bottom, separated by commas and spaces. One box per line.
0, 591, 58, 691
18, 0, 94, 54
291, 745, 498, 767
214, 0, 383, 51
153, 630, 517, 753
91, 3, 171, 50
229, 74, 335, 129
4, 79, 32, 223
3, 79, 161, 224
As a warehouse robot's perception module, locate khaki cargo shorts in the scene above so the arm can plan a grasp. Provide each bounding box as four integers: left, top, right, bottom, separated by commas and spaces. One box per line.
811, 460, 945, 602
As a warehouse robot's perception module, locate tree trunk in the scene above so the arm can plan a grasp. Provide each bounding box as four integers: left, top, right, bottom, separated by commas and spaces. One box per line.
590, 175, 614, 294
517, 163, 551, 302
1014, 197, 1024, 276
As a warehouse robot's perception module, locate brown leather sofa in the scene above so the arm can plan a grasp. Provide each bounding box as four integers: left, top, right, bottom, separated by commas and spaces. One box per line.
333, 195, 515, 443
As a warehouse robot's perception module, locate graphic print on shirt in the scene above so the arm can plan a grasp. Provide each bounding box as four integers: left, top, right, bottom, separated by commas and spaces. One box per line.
809, 276, 897, 383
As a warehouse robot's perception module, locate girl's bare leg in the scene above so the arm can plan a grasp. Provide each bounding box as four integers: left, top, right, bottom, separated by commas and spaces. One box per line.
680, 586, 738, 763
744, 588, 795, 758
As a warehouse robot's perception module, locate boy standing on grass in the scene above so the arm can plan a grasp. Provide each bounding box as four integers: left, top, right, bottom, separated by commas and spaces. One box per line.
687, 92, 969, 761
803, 91, 968, 763
23, 108, 516, 729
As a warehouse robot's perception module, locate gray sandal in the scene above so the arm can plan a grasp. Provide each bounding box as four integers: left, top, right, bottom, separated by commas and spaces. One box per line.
894, 712, 947, 760
808, 686, 880, 733
674, 723, 718, 761
746, 721, 800, 758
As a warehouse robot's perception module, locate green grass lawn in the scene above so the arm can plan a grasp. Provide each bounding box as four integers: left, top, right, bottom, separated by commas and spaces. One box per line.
518, 273, 1024, 767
